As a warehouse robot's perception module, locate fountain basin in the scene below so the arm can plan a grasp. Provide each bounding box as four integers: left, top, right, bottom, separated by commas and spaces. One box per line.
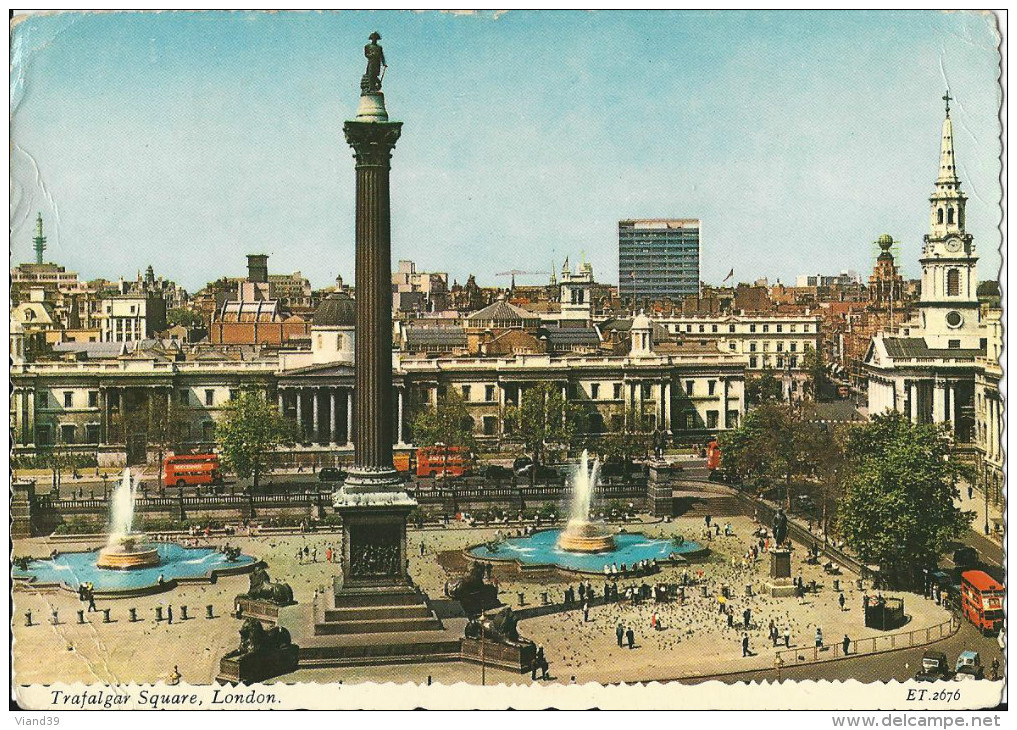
557, 520, 616, 553
13, 543, 257, 597
96, 534, 161, 570
468, 528, 706, 574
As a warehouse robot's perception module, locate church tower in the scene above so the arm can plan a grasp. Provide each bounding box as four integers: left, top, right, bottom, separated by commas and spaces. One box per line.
917, 92, 981, 347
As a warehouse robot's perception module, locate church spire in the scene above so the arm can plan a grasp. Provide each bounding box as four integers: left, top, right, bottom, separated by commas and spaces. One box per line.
936, 90, 959, 185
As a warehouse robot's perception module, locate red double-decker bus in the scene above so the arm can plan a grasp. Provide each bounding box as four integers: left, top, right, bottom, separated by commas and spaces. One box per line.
163, 454, 222, 488
960, 570, 1004, 635
416, 446, 472, 478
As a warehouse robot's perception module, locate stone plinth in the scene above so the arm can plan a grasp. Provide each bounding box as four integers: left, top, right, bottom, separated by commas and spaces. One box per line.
557, 520, 616, 553
461, 637, 536, 673
770, 549, 792, 579
96, 535, 160, 570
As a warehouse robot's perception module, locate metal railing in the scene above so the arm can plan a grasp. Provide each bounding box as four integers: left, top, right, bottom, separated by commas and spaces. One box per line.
774, 616, 960, 666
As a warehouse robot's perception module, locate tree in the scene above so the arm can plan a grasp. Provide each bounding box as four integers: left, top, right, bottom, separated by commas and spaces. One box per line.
745, 368, 784, 407
837, 411, 973, 587
166, 308, 204, 328
504, 381, 581, 471
718, 402, 833, 508
600, 405, 653, 464
410, 388, 477, 478
802, 345, 828, 401
215, 391, 295, 489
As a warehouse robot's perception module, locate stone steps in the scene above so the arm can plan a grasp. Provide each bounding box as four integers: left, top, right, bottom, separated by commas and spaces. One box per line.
314, 615, 444, 635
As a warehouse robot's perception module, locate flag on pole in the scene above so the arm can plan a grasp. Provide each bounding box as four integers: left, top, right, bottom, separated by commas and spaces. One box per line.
722, 268, 734, 283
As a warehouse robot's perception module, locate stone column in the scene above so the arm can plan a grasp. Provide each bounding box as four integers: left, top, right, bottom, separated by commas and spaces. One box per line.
295, 389, 303, 440
344, 113, 402, 473
933, 383, 945, 424
396, 387, 405, 445
330, 389, 338, 445
947, 382, 956, 428
909, 381, 918, 423
312, 387, 320, 444
721, 378, 729, 428
499, 383, 507, 435
345, 388, 353, 447
277, 390, 284, 414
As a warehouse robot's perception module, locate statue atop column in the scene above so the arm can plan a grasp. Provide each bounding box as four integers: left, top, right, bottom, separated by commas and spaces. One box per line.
361, 31, 387, 94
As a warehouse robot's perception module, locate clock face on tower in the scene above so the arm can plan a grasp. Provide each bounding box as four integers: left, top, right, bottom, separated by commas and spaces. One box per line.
945, 238, 963, 253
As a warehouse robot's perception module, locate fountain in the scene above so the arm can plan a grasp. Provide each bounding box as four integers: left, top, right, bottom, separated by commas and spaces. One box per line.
95, 468, 160, 570
557, 450, 616, 553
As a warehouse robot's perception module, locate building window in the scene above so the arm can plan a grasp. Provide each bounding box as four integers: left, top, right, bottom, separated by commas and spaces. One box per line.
36, 425, 53, 445
777, 357, 784, 369
749, 324, 757, 333
803, 324, 810, 332
61, 391, 73, 408
777, 342, 784, 352
698, 324, 705, 333
613, 383, 622, 400
749, 356, 758, 368
762, 324, 769, 333
729, 342, 736, 351
642, 382, 652, 399
180, 390, 190, 405
461, 385, 471, 400
776, 325, 783, 333
790, 325, 797, 332
749, 342, 757, 352
948, 339, 961, 349
790, 342, 797, 352
711, 324, 718, 333
484, 385, 495, 402
202, 422, 215, 441
790, 356, 798, 368
685, 380, 694, 396
937, 207, 944, 224
947, 269, 960, 296
947, 208, 955, 224
205, 390, 215, 406
85, 424, 100, 444
686, 324, 693, 333
590, 383, 600, 400
60, 424, 76, 444
708, 380, 716, 396
483, 416, 497, 436
229, 389, 238, 401
706, 411, 719, 429
88, 391, 98, 408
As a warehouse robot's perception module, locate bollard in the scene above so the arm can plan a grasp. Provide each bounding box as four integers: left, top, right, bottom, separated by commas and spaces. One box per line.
103, 608, 111, 623
745, 583, 754, 596
206, 605, 214, 619
51, 610, 59, 625
541, 591, 549, 606
77, 609, 86, 624
700, 585, 708, 598
833, 579, 840, 591
129, 608, 138, 622
155, 606, 164, 622
25, 610, 33, 627
181, 606, 189, 621
517, 591, 525, 606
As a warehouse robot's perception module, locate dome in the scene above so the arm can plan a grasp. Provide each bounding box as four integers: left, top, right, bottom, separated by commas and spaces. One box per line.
312, 292, 355, 327
631, 311, 652, 330
877, 233, 894, 250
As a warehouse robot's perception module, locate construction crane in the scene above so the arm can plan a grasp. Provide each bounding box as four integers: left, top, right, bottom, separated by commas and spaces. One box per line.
494, 269, 550, 290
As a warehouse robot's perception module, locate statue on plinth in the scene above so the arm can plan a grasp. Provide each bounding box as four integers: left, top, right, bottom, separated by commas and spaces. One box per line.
361, 31, 387, 94
465, 607, 533, 648
448, 561, 500, 615
773, 508, 789, 548
239, 565, 294, 606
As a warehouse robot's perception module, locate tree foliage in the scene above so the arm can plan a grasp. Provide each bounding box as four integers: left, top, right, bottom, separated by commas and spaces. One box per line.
411, 388, 477, 477
718, 402, 835, 507
600, 406, 653, 463
504, 381, 581, 465
801, 345, 828, 401
166, 308, 205, 328
215, 390, 294, 488
745, 368, 784, 406
836, 412, 973, 585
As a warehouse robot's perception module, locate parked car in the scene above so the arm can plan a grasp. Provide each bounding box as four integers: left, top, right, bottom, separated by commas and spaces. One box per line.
515, 463, 561, 482
953, 651, 984, 681
318, 467, 346, 483
512, 456, 533, 474
914, 650, 952, 682
483, 464, 514, 480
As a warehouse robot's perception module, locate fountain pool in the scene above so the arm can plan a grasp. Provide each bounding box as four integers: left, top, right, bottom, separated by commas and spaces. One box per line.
468, 529, 704, 574
14, 543, 256, 596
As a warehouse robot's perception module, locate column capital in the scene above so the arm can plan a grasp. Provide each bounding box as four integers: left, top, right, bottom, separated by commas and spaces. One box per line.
343, 121, 402, 167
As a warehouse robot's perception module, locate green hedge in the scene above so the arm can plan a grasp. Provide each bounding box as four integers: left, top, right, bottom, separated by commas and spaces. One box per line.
13, 453, 99, 470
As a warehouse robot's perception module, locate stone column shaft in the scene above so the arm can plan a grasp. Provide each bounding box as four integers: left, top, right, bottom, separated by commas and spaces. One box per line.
330, 389, 338, 445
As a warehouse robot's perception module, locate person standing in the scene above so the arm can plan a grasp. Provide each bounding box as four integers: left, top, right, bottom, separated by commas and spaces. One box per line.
838, 593, 846, 611
783, 628, 791, 647
815, 627, 823, 649
743, 607, 751, 629
87, 590, 97, 613
583, 602, 590, 622
616, 621, 625, 647
842, 634, 851, 656
742, 633, 750, 657
167, 605, 173, 625
626, 626, 635, 649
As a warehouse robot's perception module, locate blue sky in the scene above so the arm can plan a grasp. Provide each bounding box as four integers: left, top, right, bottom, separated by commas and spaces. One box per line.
10, 10, 1002, 292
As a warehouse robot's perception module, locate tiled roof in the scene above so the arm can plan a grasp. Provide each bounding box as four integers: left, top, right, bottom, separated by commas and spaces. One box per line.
538, 327, 601, 345
883, 337, 984, 361
467, 299, 539, 322
405, 326, 467, 346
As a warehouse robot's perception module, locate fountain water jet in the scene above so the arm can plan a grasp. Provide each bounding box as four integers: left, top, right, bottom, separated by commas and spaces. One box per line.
95, 468, 160, 570
556, 450, 616, 553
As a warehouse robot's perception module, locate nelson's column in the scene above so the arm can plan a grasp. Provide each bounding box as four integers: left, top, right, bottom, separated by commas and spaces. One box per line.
334, 32, 417, 590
